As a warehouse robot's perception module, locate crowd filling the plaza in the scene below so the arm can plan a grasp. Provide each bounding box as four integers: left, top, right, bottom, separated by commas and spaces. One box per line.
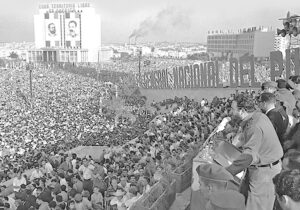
1, 64, 300, 210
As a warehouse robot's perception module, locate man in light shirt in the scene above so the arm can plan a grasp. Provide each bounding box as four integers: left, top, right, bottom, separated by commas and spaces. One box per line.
30, 165, 44, 181
124, 186, 141, 209
78, 158, 95, 194
118, 176, 130, 193
42, 160, 53, 177
12, 170, 26, 192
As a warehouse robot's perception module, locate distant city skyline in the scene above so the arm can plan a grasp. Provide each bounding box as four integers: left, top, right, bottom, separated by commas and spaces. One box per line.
0, 0, 300, 43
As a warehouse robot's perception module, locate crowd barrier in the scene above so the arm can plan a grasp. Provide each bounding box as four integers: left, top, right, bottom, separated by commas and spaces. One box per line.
129, 144, 201, 210
170, 159, 193, 193
130, 179, 176, 210
190, 139, 242, 210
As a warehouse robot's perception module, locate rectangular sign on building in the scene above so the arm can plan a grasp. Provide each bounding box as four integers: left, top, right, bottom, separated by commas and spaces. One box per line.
65, 12, 81, 48
44, 13, 61, 47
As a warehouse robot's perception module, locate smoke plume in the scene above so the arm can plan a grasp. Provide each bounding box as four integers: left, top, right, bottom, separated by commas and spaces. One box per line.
129, 7, 191, 41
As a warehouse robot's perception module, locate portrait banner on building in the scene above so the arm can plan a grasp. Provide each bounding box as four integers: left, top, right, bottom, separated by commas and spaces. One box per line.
65, 12, 81, 48
45, 13, 61, 46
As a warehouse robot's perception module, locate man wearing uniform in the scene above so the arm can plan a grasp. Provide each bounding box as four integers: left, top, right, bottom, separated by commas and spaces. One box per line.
258, 92, 288, 147
226, 93, 283, 210
205, 190, 246, 210
191, 163, 240, 210
261, 81, 277, 94
261, 81, 289, 137
276, 79, 296, 116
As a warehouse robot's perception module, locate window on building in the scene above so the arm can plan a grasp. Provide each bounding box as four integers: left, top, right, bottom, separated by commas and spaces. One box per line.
76, 41, 81, 48
46, 41, 50, 47
61, 51, 65, 62
65, 12, 70, 19
38, 51, 43, 61
66, 51, 70, 62
44, 13, 49, 19
74, 51, 77, 62
55, 41, 60, 47
54, 13, 58, 19
66, 41, 71, 48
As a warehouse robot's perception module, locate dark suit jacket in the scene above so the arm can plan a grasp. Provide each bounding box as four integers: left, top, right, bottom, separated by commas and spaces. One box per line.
266, 108, 287, 145
287, 122, 300, 150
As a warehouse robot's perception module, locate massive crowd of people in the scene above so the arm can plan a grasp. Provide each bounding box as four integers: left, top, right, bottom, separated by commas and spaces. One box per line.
1, 62, 300, 210
0, 65, 224, 210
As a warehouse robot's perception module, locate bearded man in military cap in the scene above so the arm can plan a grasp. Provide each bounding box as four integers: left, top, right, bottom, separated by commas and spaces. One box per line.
226, 93, 283, 210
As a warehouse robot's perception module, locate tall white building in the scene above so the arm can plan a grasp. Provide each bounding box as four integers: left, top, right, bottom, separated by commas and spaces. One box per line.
28, 2, 101, 63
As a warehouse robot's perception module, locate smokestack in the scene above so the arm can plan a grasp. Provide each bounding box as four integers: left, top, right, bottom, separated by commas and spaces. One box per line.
128, 7, 190, 42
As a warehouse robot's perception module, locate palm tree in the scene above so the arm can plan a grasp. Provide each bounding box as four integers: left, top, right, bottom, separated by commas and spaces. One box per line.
8, 51, 19, 59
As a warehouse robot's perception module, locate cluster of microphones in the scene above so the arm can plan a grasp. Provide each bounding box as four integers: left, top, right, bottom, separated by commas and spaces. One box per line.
277, 12, 300, 37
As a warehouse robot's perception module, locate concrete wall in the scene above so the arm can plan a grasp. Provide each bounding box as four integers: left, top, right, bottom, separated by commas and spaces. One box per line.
140, 88, 259, 103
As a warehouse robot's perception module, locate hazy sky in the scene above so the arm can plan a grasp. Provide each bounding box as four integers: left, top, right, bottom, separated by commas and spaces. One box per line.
0, 0, 299, 43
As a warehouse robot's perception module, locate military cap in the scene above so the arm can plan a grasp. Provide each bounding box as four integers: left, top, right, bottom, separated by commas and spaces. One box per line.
208, 190, 246, 210
74, 193, 83, 202
276, 79, 287, 89
293, 89, 300, 100
261, 81, 277, 89
235, 93, 256, 111
196, 163, 235, 182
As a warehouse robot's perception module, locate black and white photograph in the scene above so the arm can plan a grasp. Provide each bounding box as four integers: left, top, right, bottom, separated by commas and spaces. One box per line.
1, 0, 300, 210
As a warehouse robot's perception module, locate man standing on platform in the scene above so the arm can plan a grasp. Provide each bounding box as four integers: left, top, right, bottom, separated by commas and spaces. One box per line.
258, 92, 288, 147
261, 81, 289, 130
226, 93, 283, 210
190, 163, 240, 210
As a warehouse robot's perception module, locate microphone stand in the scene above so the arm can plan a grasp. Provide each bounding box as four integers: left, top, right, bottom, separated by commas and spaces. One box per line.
199, 127, 219, 151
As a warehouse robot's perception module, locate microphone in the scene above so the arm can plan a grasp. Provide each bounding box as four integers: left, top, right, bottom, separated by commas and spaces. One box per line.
215, 117, 231, 133
201, 117, 232, 149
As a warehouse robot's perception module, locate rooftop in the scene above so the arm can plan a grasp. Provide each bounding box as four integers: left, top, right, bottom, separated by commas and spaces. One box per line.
208, 26, 273, 35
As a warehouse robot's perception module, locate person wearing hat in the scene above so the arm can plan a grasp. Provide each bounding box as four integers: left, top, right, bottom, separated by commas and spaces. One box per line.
258, 92, 288, 147
226, 93, 283, 210
273, 169, 300, 210
276, 79, 296, 116
124, 186, 140, 209
74, 193, 84, 209
261, 81, 278, 94
82, 190, 92, 210
110, 189, 125, 210
262, 81, 290, 128
191, 163, 240, 210
205, 190, 246, 210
